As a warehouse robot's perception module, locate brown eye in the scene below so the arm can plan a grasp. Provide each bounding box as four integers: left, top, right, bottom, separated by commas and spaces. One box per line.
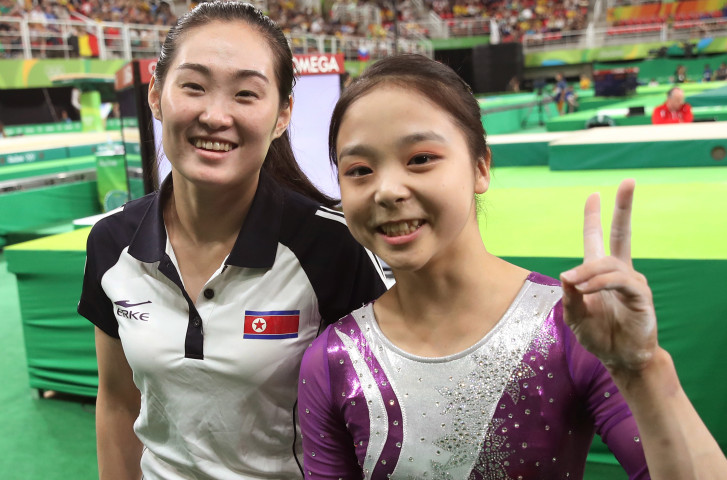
182, 83, 204, 91
409, 154, 434, 165
344, 166, 373, 177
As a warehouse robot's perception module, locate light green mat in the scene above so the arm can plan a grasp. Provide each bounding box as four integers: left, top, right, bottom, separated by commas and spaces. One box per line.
7, 166, 725, 260
545, 82, 727, 131
479, 166, 727, 259
0, 156, 96, 182
7, 226, 92, 252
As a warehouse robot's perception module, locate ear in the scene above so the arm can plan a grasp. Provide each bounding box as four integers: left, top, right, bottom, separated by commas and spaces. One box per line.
272, 95, 293, 139
474, 147, 491, 195
148, 76, 162, 121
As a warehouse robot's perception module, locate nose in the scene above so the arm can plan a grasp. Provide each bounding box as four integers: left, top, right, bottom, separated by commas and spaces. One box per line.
373, 168, 410, 207
198, 97, 233, 130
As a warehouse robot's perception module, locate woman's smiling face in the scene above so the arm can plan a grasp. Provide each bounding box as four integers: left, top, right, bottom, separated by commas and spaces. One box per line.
336, 84, 489, 273
148, 20, 291, 192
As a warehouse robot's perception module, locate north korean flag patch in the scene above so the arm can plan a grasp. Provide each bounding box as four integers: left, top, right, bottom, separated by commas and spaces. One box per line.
244, 310, 300, 339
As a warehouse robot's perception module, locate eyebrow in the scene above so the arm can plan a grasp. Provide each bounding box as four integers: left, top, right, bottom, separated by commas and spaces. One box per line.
338, 131, 447, 159
398, 131, 447, 147
176, 63, 269, 83
338, 144, 377, 160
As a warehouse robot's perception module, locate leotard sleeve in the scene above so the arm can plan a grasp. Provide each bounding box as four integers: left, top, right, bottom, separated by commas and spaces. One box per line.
298, 327, 362, 478
562, 303, 649, 479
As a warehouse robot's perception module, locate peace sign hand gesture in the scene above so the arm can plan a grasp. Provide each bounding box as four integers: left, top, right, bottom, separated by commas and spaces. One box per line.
560, 179, 658, 374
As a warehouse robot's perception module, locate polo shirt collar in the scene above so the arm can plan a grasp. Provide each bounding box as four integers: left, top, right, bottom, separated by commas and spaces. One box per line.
226, 171, 284, 268
127, 177, 170, 264
127, 171, 284, 269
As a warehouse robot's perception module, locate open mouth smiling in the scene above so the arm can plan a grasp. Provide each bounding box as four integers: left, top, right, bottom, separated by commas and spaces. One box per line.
378, 219, 425, 237
190, 137, 238, 152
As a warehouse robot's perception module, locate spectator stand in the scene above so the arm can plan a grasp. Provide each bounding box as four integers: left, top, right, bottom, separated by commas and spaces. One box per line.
2, 0, 727, 60
605, 0, 727, 43
0, 13, 431, 61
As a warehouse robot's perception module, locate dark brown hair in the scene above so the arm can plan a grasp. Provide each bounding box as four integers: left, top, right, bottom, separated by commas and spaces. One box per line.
329, 54, 488, 169
154, 0, 336, 206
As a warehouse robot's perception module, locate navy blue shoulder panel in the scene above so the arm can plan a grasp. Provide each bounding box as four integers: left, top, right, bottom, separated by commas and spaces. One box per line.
278, 189, 386, 328
77, 193, 157, 338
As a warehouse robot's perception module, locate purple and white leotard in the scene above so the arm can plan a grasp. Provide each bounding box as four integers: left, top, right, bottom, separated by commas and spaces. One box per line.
298, 272, 649, 479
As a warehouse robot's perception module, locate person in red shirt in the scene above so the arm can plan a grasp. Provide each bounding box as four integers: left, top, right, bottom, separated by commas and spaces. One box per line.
652, 87, 693, 124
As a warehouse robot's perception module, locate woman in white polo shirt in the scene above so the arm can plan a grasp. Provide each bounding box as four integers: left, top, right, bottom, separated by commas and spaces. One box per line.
77, 2, 387, 478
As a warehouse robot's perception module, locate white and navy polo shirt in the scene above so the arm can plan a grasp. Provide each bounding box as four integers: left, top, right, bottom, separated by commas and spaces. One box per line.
78, 171, 387, 479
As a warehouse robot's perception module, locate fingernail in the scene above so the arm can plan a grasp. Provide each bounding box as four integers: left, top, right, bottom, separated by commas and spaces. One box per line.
561, 270, 575, 282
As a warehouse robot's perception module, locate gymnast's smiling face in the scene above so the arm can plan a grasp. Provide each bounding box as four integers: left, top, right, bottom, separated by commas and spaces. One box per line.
335, 84, 489, 273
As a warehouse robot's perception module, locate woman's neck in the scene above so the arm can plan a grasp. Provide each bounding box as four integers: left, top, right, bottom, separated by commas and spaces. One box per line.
162, 172, 260, 302
392, 251, 520, 321
166, 172, 258, 246
374, 234, 530, 357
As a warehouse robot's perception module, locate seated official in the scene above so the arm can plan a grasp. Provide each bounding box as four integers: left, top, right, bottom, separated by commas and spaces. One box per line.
652, 87, 693, 124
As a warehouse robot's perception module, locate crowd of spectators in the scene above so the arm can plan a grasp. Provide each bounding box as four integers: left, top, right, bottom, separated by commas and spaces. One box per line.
0, 0, 177, 58
1, 0, 595, 58
4, 0, 727, 58
269, 0, 398, 39
431, 0, 588, 42
491, 0, 588, 42
1, 0, 177, 26
607, 0, 727, 37
266, 0, 592, 47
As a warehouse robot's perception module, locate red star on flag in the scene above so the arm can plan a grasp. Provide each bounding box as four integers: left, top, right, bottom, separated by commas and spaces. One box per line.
252, 318, 267, 332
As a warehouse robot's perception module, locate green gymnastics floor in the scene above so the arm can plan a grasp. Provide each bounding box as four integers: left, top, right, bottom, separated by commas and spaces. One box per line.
477, 82, 727, 135
479, 165, 727, 474
0, 128, 143, 246
4, 164, 725, 480
0, 157, 97, 182
488, 120, 727, 171
546, 81, 727, 132
477, 91, 562, 135
481, 165, 725, 259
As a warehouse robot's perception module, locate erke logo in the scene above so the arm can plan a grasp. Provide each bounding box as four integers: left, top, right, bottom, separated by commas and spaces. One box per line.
114, 300, 152, 321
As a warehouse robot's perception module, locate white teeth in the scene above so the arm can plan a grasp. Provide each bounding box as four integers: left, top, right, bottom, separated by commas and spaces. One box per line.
381, 220, 422, 237
194, 139, 233, 151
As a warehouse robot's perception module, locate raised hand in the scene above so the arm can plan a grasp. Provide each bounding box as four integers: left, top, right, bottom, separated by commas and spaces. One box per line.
560, 179, 658, 373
